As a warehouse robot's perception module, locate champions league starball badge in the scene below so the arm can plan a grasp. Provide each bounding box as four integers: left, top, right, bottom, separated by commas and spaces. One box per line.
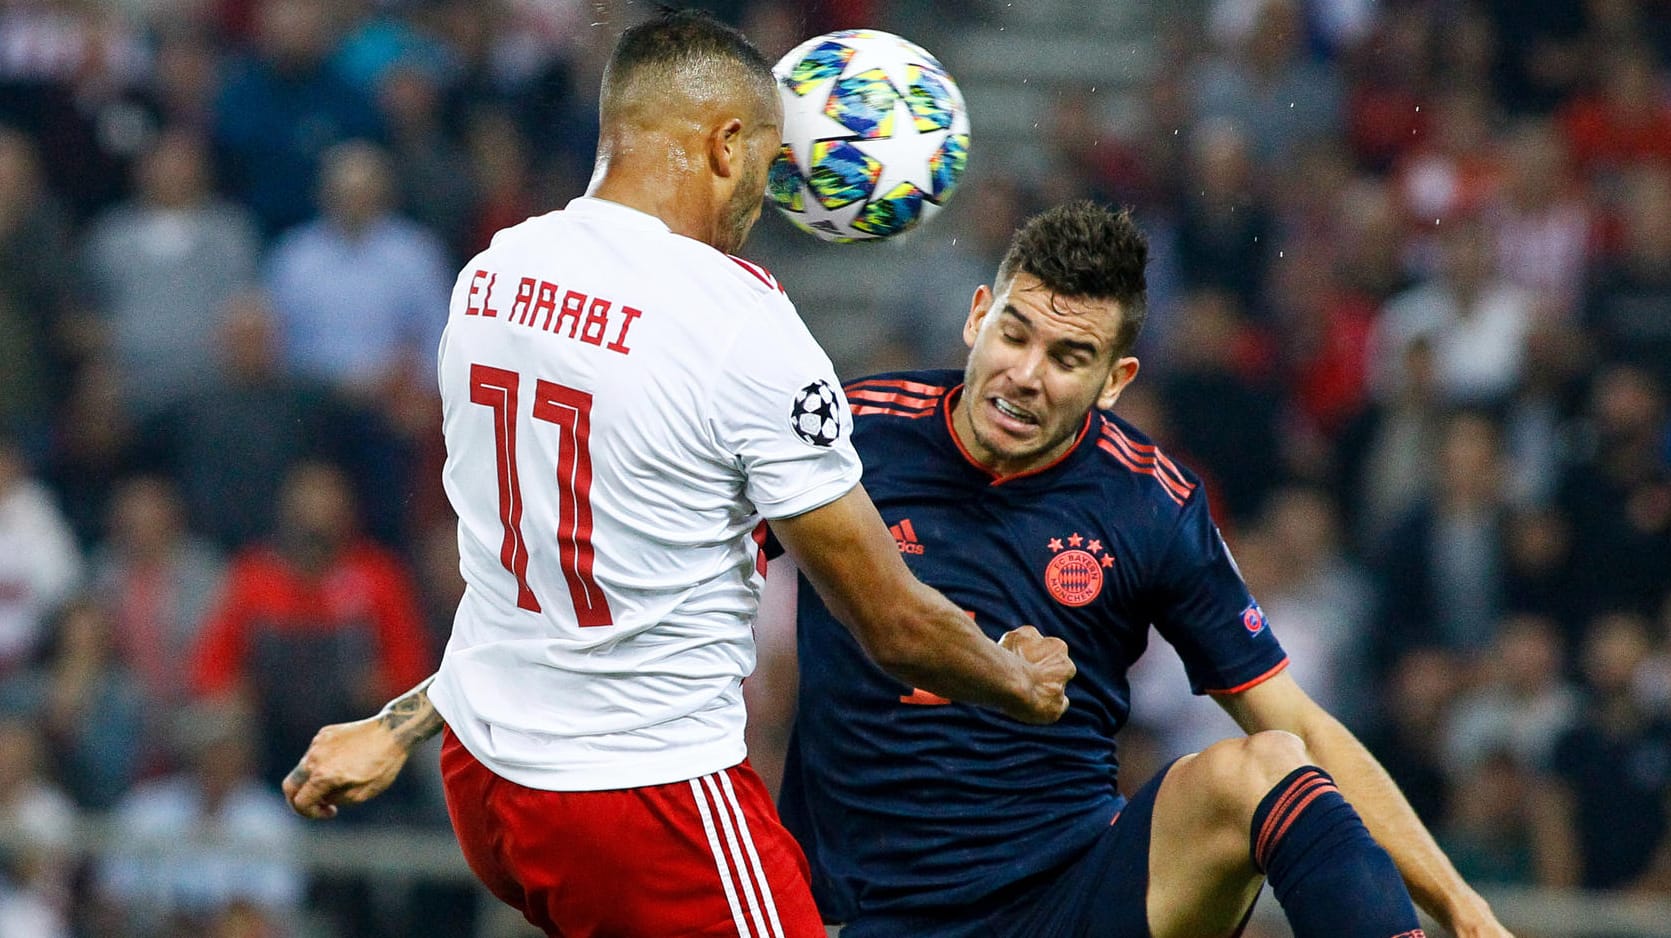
791, 380, 844, 447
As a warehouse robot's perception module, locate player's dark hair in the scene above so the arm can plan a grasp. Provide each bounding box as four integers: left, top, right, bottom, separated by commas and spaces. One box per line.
601, 8, 775, 116
996, 201, 1149, 357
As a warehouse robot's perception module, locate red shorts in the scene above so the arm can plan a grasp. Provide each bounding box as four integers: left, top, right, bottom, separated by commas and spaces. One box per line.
441, 728, 827, 937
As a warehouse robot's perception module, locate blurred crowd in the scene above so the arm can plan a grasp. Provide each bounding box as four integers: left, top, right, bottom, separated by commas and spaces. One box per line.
0, 0, 1668, 935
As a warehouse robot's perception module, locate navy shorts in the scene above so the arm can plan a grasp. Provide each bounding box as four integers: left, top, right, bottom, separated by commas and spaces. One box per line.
844, 758, 1257, 938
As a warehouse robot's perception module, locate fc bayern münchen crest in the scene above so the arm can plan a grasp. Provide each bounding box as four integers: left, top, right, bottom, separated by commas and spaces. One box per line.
791, 380, 843, 447
1044, 532, 1113, 606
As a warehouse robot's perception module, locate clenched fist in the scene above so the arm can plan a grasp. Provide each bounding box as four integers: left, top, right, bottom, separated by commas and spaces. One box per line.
999, 625, 1076, 725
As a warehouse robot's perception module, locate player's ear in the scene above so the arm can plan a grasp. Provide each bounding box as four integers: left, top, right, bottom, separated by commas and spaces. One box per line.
963, 285, 993, 349
709, 117, 745, 178
1096, 356, 1140, 411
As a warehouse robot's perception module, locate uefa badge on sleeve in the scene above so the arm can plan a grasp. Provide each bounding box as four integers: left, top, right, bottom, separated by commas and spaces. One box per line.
791, 380, 844, 447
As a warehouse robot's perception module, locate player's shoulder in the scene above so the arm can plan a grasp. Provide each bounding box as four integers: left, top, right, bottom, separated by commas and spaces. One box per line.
1089, 410, 1201, 511
476, 209, 561, 258
842, 369, 958, 423
722, 254, 789, 297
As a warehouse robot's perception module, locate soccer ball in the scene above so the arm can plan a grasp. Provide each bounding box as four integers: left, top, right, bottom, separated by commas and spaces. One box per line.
791, 380, 843, 447
768, 29, 971, 243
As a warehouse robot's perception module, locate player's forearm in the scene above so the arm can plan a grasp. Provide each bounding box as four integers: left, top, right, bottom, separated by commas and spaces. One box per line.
376, 674, 444, 750
865, 579, 1032, 711
1297, 709, 1491, 928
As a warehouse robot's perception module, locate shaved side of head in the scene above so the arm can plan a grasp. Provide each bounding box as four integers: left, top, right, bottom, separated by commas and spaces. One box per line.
600, 9, 778, 131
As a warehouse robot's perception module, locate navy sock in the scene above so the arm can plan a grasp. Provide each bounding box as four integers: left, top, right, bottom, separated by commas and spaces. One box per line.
1250, 766, 1425, 938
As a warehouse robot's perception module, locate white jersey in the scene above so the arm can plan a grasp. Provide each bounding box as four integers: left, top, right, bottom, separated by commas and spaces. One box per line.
429, 197, 861, 791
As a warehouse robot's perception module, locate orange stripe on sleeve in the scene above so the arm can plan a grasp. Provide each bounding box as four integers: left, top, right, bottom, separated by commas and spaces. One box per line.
846, 388, 938, 410
1204, 657, 1292, 697
843, 378, 946, 398
1101, 425, 1196, 496
852, 405, 934, 418
1096, 440, 1190, 503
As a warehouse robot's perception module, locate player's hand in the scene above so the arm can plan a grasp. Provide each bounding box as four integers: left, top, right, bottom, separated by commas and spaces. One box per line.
282, 716, 411, 820
1441, 891, 1515, 938
999, 625, 1076, 725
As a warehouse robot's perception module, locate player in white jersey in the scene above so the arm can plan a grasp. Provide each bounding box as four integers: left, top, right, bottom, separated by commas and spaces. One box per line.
282, 11, 1075, 937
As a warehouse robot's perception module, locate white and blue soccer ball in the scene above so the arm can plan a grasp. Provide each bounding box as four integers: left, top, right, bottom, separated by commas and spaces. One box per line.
769, 29, 971, 243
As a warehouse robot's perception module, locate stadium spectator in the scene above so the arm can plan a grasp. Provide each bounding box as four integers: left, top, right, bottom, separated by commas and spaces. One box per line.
1158, 289, 1283, 524
1194, 0, 1344, 166
0, 716, 73, 938
458, 108, 542, 258
213, 0, 382, 235
1439, 750, 1540, 888
91, 477, 225, 725
1269, 252, 1377, 445
144, 293, 346, 549
1372, 410, 1513, 659
0, 438, 81, 676
36, 599, 144, 810
1584, 164, 1671, 390
1340, 7, 1430, 173
1557, 363, 1671, 620
1392, 87, 1503, 242
1248, 485, 1376, 726
1443, 614, 1580, 777
265, 139, 450, 543
1481, 0, 1592, 114
189, 462, 432, 781
145, 26, 224, 137
1333, 179, 1416, 305
1336, 335, 1446, 548
1501, 507, 1586, 643
1534, 612, 1671, 890
377, 63, 477, 262
1371, 216, 1534, 408
266, 140, 450, 392
79, 130, 260, 418
0, 0, 147, 216
1172, 121, 1275, 317
1485, 119, 1591, 323
0, 129, 73, 450
95, 703, 301, 938
1558, 43, 1671, 180
41, 359, 142, 547
1360, 647, 1466, 827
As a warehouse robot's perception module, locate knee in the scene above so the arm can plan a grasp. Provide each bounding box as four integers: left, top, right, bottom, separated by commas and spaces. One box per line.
1191, 731, 1311, 819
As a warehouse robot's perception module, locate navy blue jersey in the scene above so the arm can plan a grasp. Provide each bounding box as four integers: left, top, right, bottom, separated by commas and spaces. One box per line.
776, 370, 1289, 925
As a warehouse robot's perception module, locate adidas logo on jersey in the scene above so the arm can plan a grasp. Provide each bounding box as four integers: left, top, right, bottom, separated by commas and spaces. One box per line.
890, 518, 925, 555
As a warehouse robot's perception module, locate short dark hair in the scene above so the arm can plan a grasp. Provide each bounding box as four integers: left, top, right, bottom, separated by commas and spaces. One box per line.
602, 8, 775, 117
995, 201, 1149, 356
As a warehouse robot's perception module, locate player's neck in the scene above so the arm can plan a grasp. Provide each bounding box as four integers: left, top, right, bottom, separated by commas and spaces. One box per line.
586, 155, 725, 251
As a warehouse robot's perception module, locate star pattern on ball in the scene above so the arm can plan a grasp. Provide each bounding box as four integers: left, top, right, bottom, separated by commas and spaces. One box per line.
769, 30, 969, 242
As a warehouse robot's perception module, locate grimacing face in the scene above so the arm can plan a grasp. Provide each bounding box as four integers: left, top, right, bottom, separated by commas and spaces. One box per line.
954, 271, 1139, 477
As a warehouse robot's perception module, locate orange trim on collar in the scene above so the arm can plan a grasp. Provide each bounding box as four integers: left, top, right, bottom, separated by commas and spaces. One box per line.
943, 385, 1096, 485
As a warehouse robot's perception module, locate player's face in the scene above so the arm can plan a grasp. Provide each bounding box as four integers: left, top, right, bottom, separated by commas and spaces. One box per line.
954, 273, 1139, 476
717, 98, 781, 254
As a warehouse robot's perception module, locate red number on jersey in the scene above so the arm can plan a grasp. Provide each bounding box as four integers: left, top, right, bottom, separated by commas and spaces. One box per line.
469, 363, 615, 626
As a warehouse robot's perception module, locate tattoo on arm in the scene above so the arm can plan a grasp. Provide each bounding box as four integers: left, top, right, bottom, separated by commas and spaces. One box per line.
378, 675, 444, 747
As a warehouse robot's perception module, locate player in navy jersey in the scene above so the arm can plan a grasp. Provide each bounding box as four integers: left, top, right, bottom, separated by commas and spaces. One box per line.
753, 202, 1513, 938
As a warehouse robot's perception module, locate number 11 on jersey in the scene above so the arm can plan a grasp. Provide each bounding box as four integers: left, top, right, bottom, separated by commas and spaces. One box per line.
470, 363, 614, 627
